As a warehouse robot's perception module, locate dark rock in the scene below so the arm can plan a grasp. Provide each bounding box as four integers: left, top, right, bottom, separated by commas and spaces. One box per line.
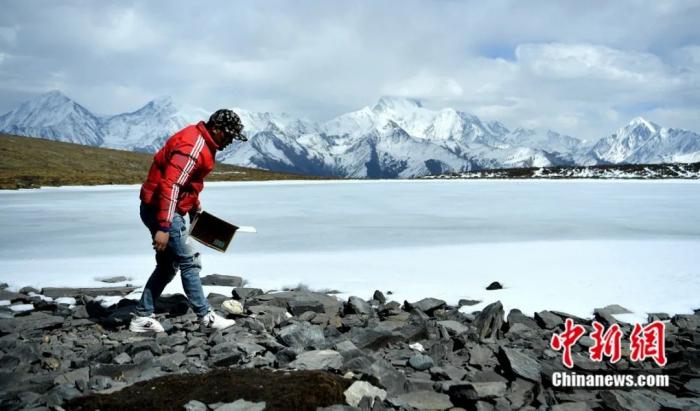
207, 292, 230, 307
41, 286, 136, 298
505, 378, 536, 409
672, 314, 700, 330
348, 327, 405, 350
0, 289, 28, 302
275, 347, 299, 368
19, 286, 40, 294
232, 287, 264, 300
647, 312, 670, 323
132, 350, 155, 364
486, 281, 503, 290
347, 296, 373, 316
53, 367, 90, 386
288, 300, 325, 316
458, 299, 481, 307
0, 282, 7, 289
599, 390, 659, 411
389, 391, 453, 410
473, 301, 504, 341
252, 291, 341, 315
0, 311, 65, 335
277, 322, 325, 349
155, 352, 187, 372
535, 311, 563, 329
468, 344, 497, 368
498, 347, 542, 382
210, 351, 243, 367
361, 358, 406, 396
684, 378, 700, 395
449, 382, 507, 404
438, 320, 469, 336
201, 274, 243, 287
113, 352, 132, 365
407, 354, 434, 371
404, 298, 446, 315
97, 276, 130, 284
372, 290, 386, 304
550, 403, 593, 411
154, 294, 191, 316
289, 349, 343, 371
430, 364, 467, 382
507, 309, 539, 329
599, 304, 632, 315
593, 308, 619, 327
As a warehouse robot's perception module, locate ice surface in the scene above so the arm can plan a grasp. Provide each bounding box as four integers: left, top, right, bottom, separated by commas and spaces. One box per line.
1, 180, 699, 323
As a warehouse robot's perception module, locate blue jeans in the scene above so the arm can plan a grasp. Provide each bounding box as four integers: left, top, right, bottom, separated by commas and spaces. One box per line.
135, 202, 211, 317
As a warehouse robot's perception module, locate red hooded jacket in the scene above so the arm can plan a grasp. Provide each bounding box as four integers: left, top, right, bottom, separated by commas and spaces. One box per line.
140, 121, 219, 231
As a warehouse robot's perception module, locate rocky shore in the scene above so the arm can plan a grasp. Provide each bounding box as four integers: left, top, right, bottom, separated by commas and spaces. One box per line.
0, 278, 698, 411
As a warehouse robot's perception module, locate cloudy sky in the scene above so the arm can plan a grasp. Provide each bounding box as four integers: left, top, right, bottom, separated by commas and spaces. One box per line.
1, 0, 698, 139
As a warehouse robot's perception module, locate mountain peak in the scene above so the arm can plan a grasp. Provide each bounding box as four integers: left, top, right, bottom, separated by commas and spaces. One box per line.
372, 96, 423, 113
148, 95, 175, 108
626, 116, 658, 133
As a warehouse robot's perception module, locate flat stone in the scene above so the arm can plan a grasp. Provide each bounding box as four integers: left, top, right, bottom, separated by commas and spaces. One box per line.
252, 290, 341, 315
41, 286, 136, 298
438, 320, 469, 335
0, 311, 65, 334
201, 274, 243, 287
498, 347, 542, 382
599, 304, 633, 315
276, 321, 325, 349
347, 326, 404, 350
507, 309, 539, 329
288, 300, 325, 316
96, 276, 130, 284
535, 311, 563, 329
468, 344, 497, 368
550, 403, 593, 411
344, 380, 387, 408
449, 382, 507, 402
458, 299, 481, 307
390, 391, 453, 410
404, 298, 446, 315
289, 349, 343, 371
599, 390, 659, 411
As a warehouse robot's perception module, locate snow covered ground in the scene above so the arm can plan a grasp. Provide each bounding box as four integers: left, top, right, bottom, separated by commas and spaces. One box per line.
1, 179, 699, 323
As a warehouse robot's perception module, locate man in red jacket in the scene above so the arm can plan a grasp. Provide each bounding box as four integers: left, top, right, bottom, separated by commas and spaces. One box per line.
130, 109, 246, 333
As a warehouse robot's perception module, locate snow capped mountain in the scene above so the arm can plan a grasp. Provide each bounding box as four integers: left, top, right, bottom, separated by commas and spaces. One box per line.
1, 92, 698, 178
587, 117, 700, 164
0, 90, 103, 146
101, 96, 209, 152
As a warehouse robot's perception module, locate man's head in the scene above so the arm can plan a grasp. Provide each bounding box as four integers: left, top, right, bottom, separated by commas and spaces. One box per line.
206, 109, 246, 151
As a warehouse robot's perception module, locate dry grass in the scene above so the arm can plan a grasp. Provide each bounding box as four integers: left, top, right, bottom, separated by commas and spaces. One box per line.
0, 133, 326, 189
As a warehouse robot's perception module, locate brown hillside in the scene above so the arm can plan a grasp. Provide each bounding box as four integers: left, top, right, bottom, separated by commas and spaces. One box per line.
0, 133, 325, 189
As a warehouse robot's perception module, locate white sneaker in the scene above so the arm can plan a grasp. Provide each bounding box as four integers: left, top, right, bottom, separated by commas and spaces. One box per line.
201, 310, 236, 330
129, 315, 165, 333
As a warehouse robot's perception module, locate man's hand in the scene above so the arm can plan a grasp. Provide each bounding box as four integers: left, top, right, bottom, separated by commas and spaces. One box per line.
153, 231, 170, 252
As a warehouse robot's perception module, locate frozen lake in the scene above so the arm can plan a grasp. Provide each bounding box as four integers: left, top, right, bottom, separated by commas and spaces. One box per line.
1, 179, 699, 322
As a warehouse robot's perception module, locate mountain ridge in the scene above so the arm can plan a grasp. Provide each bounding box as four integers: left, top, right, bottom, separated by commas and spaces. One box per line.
2, 90, 699, 178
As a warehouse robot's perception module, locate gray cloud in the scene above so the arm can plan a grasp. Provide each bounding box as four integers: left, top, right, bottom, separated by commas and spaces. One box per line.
0, 0, 698, 139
